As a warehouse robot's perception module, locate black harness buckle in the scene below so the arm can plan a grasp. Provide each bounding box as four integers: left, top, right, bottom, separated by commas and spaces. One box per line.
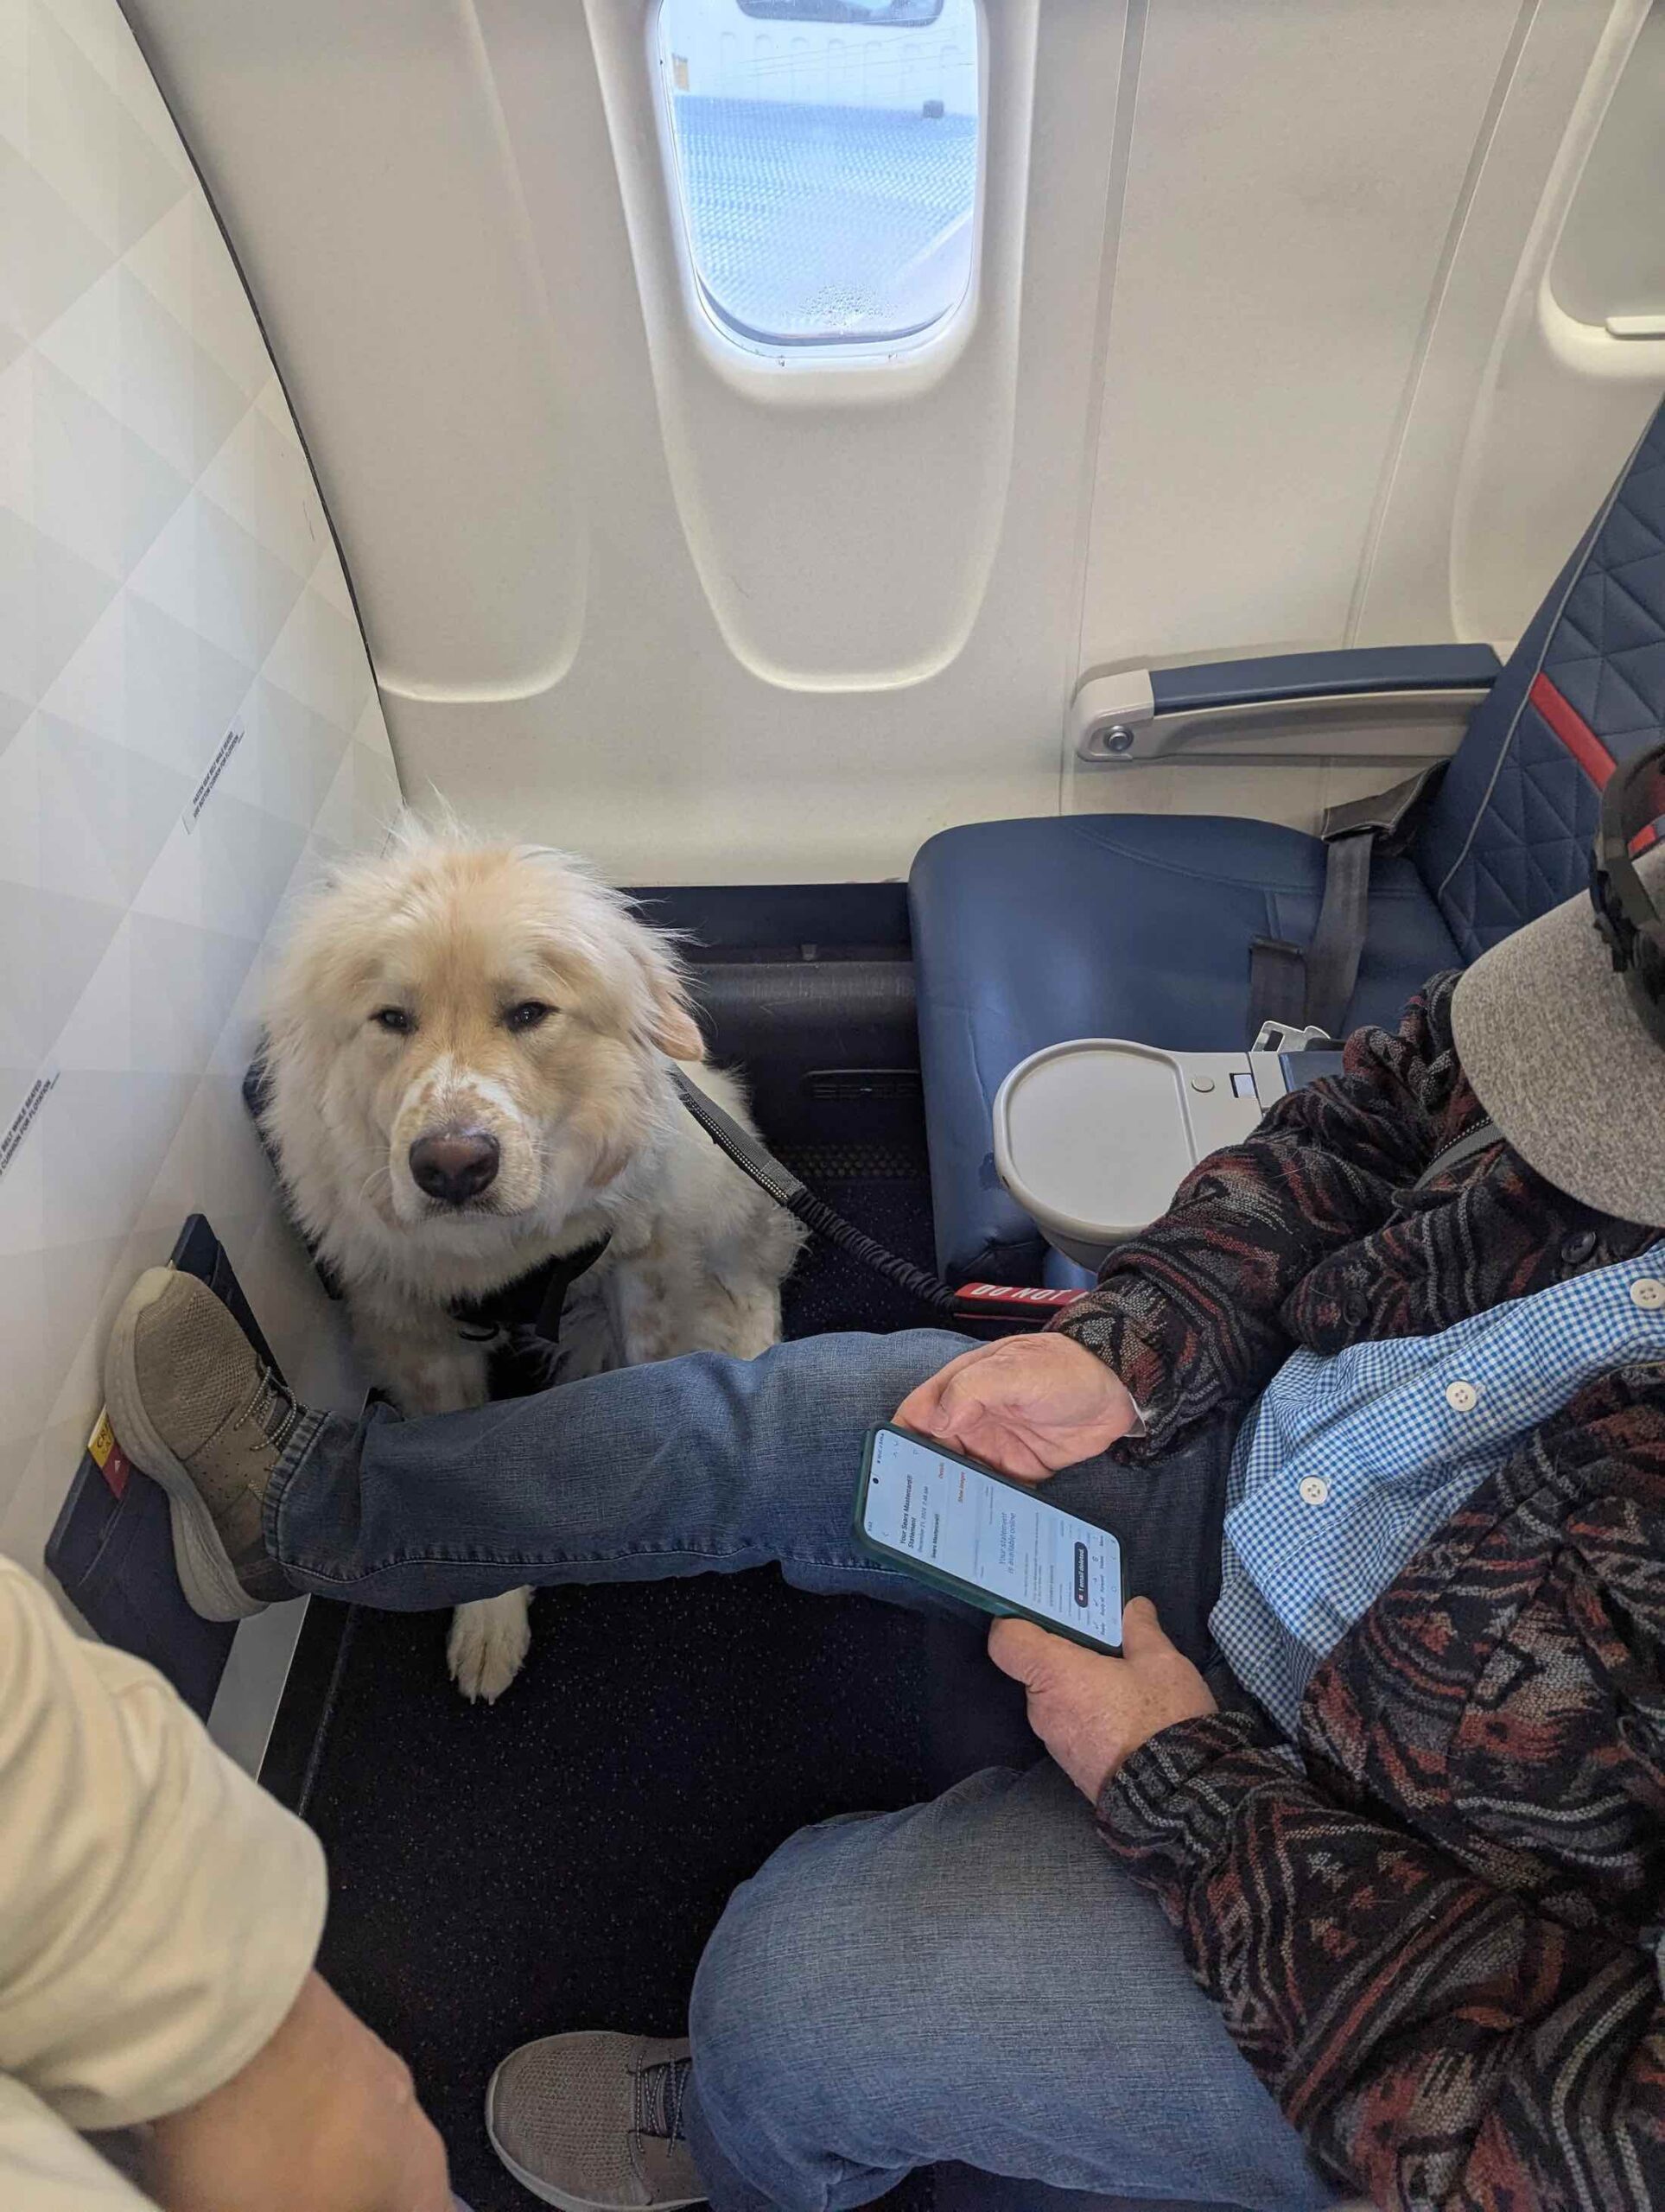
449, 1234, 612, 1346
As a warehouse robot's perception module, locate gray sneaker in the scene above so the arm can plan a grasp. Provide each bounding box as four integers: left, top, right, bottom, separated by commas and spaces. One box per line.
486, 2033, 703, 2211
104, 1267, 302, 1620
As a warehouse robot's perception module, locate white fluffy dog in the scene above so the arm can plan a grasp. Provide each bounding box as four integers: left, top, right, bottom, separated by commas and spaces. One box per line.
260, 827, 803, 1701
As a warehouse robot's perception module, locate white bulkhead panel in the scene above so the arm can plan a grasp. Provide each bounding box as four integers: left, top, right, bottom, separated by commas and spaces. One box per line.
1079, 0, 1532, 668
124, 0, 1665, 879
1, 0, 400, 1713
131, 0, 1124, 880
1451, 0, 1665, 642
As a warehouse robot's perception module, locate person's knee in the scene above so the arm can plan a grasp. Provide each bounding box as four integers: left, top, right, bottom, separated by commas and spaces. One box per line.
690, 1815, 912, 2154
689, 1778, 1031, 2158
694, 1804, 959, 2185
706, 1329, 973, 1531
742, 1327, 970, 1433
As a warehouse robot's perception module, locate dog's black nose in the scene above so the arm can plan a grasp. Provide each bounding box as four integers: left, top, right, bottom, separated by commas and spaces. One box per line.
409, 1129, 500, 1205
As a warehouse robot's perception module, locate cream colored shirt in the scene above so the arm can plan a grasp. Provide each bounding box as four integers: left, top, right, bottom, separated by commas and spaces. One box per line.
0, 1556, 327, 2208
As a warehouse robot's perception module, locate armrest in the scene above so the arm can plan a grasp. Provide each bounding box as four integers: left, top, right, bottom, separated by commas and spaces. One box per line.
1147, 645, 1501, 715
1075, 645, 1503, 764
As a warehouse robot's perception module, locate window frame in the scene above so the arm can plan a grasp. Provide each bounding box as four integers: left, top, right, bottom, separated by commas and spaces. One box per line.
649, 0, 987, 373
734, 0, 945, 22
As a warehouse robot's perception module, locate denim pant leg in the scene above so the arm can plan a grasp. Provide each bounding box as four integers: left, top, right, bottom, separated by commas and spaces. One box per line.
267, 1330, 1234, 1661
683, 1760, 1338, 2212
268, 1330, 973, 1612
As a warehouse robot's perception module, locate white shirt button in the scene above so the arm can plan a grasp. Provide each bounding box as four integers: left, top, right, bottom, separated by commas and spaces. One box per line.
1446, 1380, 1479, 1413
1631, 1278, 1665, 1311
1299, 1476, 1329, 1506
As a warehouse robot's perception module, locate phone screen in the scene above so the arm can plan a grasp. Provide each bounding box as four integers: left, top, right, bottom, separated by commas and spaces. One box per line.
860, 1426, 1123, 1651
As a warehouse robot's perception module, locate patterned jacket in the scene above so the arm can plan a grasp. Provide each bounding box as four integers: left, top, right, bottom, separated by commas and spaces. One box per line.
1056, 972, 1665, 2212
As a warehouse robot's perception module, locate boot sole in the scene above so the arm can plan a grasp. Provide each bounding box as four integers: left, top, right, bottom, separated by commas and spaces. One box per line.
105, 1267, 268, 1624
484, 2056, 704, 2212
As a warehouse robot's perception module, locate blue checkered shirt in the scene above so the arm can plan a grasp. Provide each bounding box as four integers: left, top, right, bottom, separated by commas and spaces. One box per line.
1213, 1241, 1665, 1738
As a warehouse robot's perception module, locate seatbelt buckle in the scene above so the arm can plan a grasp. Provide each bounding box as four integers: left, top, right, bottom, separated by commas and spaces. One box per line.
952, 1282, 1090, 1328
1319, 761, 1444, 851
1249, 1018, 1335, 1053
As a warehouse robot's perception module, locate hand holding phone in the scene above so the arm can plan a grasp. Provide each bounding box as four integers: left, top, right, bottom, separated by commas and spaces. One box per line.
855, 1424, 1125, 1653
987, 1599, 1218, 1803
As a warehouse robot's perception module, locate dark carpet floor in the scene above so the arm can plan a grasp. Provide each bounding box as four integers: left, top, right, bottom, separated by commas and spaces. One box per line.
298, 1155, 1038, 2212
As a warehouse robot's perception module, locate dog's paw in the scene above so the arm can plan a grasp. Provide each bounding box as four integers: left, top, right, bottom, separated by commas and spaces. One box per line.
448, 1591, 532, 1703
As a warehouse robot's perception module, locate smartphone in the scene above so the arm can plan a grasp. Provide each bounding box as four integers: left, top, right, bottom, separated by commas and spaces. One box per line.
855, 1424, 1124, 1654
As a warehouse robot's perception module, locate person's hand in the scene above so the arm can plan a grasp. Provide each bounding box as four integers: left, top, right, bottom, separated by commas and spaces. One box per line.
143, 1970, 452, 2212
893, 1331, 1140, 1480
988, 1598, 1217, 1802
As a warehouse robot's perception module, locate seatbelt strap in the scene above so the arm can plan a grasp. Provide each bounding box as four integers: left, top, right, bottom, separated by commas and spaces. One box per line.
1245, 763, 1444, 1046
1246, 936, 1307, 1031
1410, 1118, 1498, 1191
1299, 823, 1375, 1042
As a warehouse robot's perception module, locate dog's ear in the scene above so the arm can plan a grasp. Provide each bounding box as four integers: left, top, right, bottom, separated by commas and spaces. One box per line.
638, 938, 705, 1062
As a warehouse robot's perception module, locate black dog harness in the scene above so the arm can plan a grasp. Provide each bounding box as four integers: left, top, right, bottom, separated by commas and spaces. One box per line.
449, 1234, 612, 1344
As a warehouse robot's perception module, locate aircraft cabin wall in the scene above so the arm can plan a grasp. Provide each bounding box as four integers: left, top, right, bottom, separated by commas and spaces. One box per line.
120, 0, 1665, 884
2, 0, 399, 1757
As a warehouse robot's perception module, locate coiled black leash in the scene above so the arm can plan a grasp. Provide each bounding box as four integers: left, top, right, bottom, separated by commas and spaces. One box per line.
670, 1068, 1017, 1323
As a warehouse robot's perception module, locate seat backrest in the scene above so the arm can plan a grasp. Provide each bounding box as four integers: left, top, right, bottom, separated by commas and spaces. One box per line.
1414, 401, 1665, 963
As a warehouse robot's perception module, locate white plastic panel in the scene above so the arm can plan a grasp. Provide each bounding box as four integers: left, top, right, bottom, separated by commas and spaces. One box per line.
127, 0, 588, 708
0, 0, 400, 1713
1451, 0, 1665, 644
1078, 0, 1528, 671
134, 0, 1128, 876
1348, 0, 1629, 641
1550, 4, 1665, 327
126, 0, 1665, 871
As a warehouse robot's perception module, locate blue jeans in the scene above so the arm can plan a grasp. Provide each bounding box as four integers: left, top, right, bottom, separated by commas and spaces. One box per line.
270, 1333, 1334, 2212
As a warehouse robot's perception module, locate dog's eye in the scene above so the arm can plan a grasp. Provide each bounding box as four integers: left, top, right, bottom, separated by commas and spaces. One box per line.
370, 1006, 412, 1035
503, 1000, 554, 1034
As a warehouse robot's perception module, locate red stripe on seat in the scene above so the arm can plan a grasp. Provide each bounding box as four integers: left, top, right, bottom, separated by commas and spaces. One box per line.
1530, 671, 1616, 785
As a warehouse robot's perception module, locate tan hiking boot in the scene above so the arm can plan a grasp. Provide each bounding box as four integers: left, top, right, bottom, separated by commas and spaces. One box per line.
104, 1267, 302, 1619
486, 2034, 704, 2212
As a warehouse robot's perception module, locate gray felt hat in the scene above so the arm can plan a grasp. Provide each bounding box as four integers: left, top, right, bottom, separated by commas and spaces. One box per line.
1452, 843, 1665, 1228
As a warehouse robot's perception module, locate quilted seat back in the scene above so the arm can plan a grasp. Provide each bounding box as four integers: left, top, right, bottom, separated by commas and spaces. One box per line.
1414, 402, 1665, 963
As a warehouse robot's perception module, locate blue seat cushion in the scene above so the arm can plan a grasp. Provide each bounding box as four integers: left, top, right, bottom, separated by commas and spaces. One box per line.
909, 812, 1460, 1282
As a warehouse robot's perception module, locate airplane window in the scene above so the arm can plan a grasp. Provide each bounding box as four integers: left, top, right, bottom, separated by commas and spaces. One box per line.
657, 0, 979, 352
736, 1, 945, 20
